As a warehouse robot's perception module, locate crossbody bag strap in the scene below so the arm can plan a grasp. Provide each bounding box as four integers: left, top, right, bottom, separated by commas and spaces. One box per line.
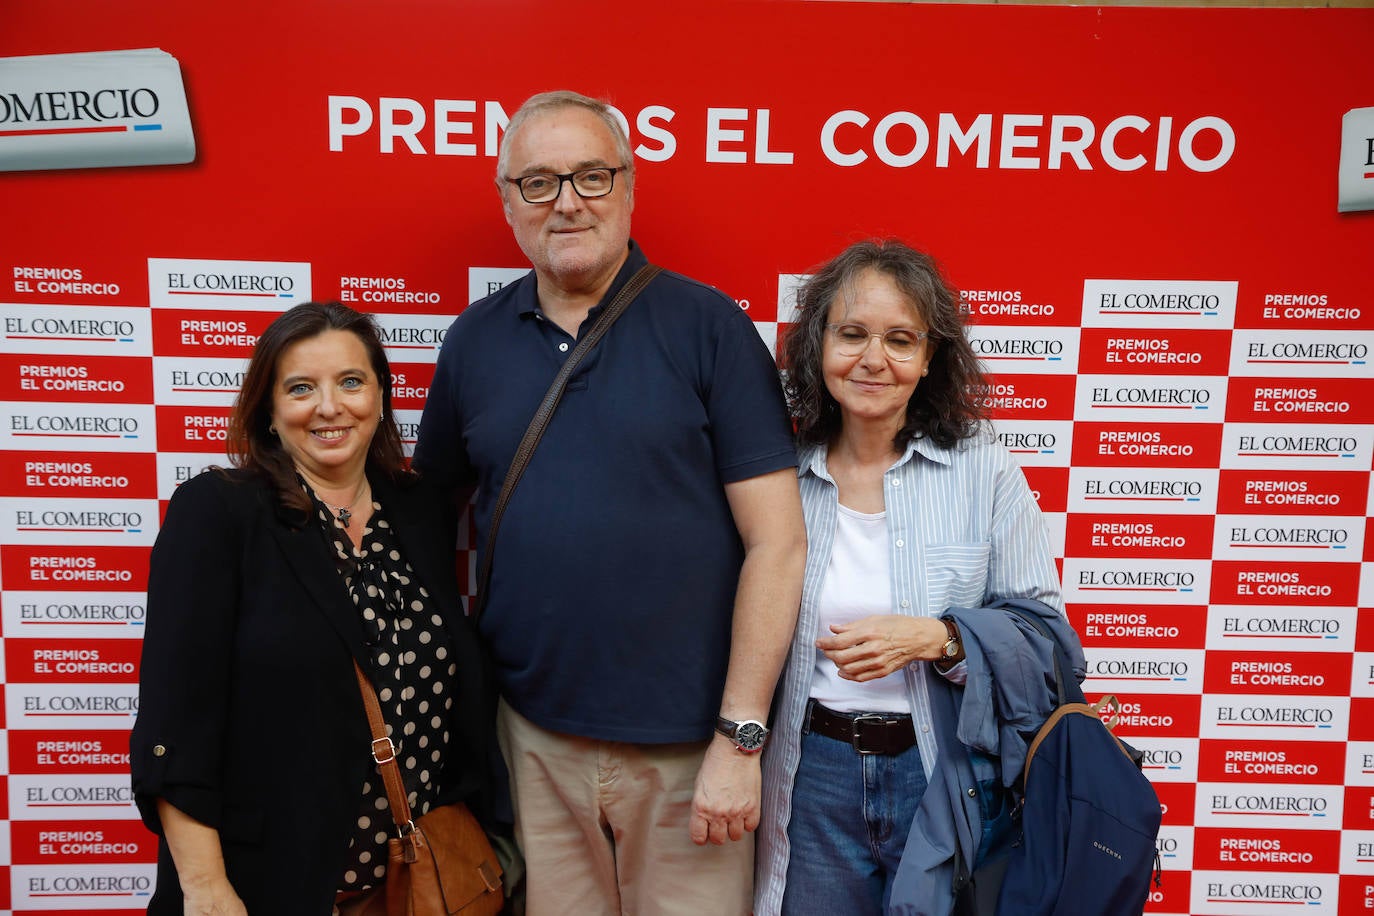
471, 262, 663, 620
353, 659, 417, 838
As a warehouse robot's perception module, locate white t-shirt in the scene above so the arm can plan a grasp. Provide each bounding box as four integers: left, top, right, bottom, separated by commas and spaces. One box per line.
809, 503, 912, 713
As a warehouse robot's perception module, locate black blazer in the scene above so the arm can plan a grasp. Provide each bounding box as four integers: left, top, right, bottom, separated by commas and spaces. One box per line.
130, 468, 493, 914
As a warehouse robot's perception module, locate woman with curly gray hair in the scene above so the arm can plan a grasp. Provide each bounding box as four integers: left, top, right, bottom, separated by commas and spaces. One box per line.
754, 239, 1072, 916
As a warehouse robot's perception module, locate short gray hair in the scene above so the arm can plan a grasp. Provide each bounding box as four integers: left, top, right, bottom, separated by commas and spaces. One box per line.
495, 90, 634, 188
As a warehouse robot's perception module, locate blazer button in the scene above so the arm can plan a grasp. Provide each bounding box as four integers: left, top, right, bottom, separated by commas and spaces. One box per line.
967, 787, 976, 798
153, 745, 167, 757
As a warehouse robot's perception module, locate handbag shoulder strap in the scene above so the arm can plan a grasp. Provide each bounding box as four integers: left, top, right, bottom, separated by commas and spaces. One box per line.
471, 261, 662, 620
353, 659, 417, 837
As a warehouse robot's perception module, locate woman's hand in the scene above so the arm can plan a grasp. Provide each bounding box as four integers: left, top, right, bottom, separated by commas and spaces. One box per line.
816, 615, 948, 681
157, 799, 248, 915
181, 879, 248, 916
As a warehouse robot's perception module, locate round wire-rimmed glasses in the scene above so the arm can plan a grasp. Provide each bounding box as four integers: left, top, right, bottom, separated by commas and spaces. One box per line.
826, 323, 930, 361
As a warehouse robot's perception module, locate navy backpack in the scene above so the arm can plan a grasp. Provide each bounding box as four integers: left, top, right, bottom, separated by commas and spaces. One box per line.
966, 606, 1162, 916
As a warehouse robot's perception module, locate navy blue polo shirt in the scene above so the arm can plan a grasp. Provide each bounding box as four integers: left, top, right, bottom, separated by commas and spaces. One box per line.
414, 241, 796, 743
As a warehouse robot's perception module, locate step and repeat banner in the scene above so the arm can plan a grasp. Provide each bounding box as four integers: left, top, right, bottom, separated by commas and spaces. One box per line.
2, 0, 1373, 912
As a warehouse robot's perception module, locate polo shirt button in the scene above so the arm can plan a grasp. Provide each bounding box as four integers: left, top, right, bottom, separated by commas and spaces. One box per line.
558, 342, 569, 352
890, 477, 901, 487
895, 538, 905, 548
900, 599, 910, 608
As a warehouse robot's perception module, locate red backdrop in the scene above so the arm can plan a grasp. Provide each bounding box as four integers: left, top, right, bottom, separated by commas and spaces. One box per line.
2, 2, 1373, 912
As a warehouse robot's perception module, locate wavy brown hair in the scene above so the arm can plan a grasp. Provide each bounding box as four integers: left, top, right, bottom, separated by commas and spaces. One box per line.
226, 302, 408, 515
781, 239, 986, 450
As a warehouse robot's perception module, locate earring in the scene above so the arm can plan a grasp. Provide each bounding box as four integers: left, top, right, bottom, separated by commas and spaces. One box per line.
269, 425, 278, 436
921, 368, 929, 377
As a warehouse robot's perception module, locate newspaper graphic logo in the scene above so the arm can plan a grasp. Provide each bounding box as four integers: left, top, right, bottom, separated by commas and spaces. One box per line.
1201, 785, 1341, 826
1209, 606, 1352, 651
1204, 695, 1349, 742
373, 313, 450, 363
1133, 740, 1197, 783
469, 267, 529, 305
1, 305, 152, 357
0, 48, 194, 171
156, 453, 222, 499
1, 498, 157, 546
1338, 106, 1374, 213
3, 404, 155, 453
8, 684, 141, 730
149, 258, 310, 309
1069, 466, 1217, 515
968, 326, 1078, 375
1215, 515, 1363, 562
1231, 329, 1374, 380
1075, 374, 1227, 424
1064, 558, 1210, 606
1198, 873, 1332, 912
5, 590, 147, 637
13, 864, 158, 908
1085, 648, 1203, 694
1082, 279, 1236, 329
992, 419, 1072, 468
1221, 422, 1371, 471
153, 356, 249, 407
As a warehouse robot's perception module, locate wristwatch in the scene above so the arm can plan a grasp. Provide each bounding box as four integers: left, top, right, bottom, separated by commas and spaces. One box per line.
715, 716, 769, 754
939, 618, 963, 664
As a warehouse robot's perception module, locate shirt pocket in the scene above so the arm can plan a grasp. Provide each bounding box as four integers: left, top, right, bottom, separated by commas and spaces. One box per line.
923, 542, 991, 611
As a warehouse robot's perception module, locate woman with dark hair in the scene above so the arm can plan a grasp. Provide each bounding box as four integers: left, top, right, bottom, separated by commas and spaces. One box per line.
131, 302, 494, 915
754, 241, 1078, 915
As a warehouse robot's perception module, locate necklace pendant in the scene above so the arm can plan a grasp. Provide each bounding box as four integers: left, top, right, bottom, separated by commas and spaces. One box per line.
337, 506, 352, 528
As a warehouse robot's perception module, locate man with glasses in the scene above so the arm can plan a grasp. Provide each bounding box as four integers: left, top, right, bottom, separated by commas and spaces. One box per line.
415, 90, 805, 914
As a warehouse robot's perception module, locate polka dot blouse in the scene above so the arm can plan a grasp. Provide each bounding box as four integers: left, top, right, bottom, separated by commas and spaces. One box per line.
307, 485, 458, 894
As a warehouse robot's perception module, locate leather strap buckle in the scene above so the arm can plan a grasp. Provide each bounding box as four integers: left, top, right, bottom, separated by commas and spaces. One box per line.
851, 714, 888, 755
371, 736, 396, 766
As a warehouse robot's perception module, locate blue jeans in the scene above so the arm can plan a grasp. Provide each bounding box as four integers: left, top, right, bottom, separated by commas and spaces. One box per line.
782, 724, 928, 915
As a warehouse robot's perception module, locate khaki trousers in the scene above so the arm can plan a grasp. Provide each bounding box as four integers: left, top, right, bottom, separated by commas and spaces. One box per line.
497, 699, 753, 916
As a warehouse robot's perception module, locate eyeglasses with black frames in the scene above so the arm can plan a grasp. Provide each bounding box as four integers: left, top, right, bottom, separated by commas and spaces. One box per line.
826, 323, 930, 361
504, 166, 626, 204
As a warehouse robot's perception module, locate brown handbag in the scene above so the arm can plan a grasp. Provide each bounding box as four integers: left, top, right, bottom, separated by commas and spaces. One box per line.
353, 661, 504, 916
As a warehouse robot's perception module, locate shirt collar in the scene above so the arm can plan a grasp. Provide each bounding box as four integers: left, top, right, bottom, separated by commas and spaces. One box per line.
516, 238, 646, 321
797, 433, 953, 482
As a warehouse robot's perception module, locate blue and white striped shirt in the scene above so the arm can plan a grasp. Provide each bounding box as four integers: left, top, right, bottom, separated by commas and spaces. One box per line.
755, 425, 1064, 915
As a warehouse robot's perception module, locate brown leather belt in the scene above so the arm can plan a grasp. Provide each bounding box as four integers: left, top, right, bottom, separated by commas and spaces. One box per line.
805, 701, 916, 756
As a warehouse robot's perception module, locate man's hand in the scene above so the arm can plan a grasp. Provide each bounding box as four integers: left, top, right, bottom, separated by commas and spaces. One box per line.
689, 735, 762, 845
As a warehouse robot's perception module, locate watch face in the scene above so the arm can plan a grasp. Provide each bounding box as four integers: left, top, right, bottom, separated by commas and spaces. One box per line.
735, 721, 768, 751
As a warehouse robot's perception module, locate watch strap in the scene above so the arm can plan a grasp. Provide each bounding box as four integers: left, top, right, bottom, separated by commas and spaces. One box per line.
715, 715, 769, 751
939, 617, 964, 663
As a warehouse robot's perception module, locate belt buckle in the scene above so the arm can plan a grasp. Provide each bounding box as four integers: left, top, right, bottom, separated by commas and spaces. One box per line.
850, 713, 886, 755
